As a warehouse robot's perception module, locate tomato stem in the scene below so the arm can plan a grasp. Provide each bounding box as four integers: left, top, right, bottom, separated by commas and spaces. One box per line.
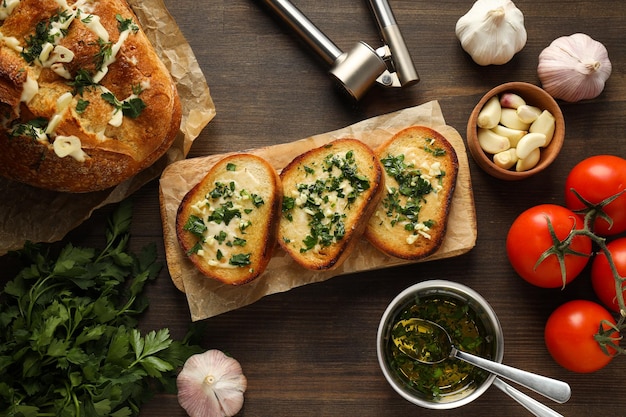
558, 189, 626, 356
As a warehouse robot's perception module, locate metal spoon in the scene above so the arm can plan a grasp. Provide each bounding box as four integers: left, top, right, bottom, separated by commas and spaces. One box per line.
493, 378, 565, 417
391, 318, 571, 404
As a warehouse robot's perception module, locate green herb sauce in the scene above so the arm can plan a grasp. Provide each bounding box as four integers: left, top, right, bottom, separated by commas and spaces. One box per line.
387, 294, 492, 400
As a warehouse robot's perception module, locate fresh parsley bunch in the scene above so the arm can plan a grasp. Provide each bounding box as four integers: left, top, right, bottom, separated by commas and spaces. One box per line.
0, 200, 202, 416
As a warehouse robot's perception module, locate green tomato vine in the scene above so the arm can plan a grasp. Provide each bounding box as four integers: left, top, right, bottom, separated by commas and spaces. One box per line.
538, 189, 626, 357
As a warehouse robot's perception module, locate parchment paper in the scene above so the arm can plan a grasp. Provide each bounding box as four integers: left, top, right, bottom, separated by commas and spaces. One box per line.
159, 101, 477, 321
0, 0, 215, 255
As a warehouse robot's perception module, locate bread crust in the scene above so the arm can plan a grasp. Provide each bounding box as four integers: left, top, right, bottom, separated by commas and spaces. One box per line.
278, 138, 384, 270
176, 154, 282, 286
0, 0, 181, 192
365, 126, 459, 259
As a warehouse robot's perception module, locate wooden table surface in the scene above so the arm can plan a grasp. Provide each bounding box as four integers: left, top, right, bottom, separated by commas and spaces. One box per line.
5, 0, 626, 416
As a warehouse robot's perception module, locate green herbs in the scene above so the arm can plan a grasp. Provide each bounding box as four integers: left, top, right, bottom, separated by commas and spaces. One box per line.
69, 69, 97, 96
76, 98, 90, 114
94, 38, 113, 72
388, 295, 489, 399
380, 148, 444, 235
282, 150, 369, 253
183, 169, 262, 267
116, 14, 139, 34
9, 118, 48, 141
21, 10, 72, 64
0, 200, 202, 416
101, 85, 146, 119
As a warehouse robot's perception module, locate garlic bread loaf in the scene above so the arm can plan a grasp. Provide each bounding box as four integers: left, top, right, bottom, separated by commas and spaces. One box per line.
365, 126, 458, 259
278, 138, 384, 270
0, 0, 181, 192
176, 154, 282, 286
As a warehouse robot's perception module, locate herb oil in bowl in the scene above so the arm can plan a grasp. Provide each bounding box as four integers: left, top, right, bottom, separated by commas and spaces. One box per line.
377, 280, 504, 409
390, 295, 490, 398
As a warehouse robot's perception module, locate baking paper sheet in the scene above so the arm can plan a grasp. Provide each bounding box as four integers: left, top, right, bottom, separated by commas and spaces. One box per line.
159, 101, 477, 321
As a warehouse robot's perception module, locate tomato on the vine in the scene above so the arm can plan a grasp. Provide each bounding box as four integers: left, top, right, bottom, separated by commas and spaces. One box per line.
545, 300, 618, 373
591, 237, 626, 313
565, 155, 626, 236
506, 204, 592, 288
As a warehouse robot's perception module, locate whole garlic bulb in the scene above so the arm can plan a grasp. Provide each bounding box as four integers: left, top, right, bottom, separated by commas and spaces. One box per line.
538, 33, 612, 102
455, 0, 527, 66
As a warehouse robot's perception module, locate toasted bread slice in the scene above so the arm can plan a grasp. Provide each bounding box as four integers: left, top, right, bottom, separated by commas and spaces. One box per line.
176, 154, 282, 285
365, 126, 459, 260
278, 138, 384, 270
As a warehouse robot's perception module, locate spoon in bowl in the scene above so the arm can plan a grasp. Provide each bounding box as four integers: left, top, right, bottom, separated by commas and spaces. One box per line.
391, 318, 571, 404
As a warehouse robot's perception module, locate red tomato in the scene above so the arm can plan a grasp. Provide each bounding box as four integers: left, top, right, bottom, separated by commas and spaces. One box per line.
591, 237, 626, 313
565, 155, 626, 236
544, 300, 618, 373
506, 204, 592, 288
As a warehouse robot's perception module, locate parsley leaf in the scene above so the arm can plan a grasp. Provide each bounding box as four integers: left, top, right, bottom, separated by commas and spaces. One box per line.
101, 91, 146, 119
0, 199, 203, 416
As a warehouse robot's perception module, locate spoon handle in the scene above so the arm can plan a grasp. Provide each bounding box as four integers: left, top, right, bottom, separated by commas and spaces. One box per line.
453, 349, 571, 404
492, 377, 565, 417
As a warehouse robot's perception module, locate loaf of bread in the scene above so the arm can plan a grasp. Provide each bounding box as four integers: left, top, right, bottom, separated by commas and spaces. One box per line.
0, 0, 181, 192
365, 126, 459, 259
278, 138, 384, 270
176, 154, 282, 286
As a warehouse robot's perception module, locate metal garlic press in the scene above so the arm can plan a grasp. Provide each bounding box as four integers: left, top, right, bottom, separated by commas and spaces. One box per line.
258, 0, 419, 100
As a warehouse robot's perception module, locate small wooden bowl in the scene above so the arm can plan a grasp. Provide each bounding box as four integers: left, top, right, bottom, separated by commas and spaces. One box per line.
467, 82, 565, 181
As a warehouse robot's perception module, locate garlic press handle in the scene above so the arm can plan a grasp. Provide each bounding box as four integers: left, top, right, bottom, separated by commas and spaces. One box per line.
260, 0, 343, 65
369, 0, 419, 86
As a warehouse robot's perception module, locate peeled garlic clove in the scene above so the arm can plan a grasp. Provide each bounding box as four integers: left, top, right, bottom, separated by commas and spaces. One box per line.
529, 110, 556, 146
478, 128, 510, 154
491, 124, 527, 147
516, 132, 546, 159
53, 135, 87, 162
516, 147, 541, 171
477, 95, 502, 129
500, 108, 530, 130
177, 349, 247, 417
537, 33, 612, 102
493, 148, 519, 169
516, 104, 542, 124
500, 92, 526, 109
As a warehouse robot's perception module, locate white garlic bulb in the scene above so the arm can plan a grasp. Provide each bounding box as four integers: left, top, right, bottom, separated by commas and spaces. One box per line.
455, 0, 527, 66
538, 33, 612, 102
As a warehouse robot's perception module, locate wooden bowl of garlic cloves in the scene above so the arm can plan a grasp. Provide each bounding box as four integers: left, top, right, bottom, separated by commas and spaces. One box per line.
466, 82, 565, 181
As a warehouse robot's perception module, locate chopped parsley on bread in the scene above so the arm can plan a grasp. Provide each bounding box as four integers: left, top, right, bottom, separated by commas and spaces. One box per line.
176, 154, 282, 285
365, 126, 459, 260
278, 139, 384, 270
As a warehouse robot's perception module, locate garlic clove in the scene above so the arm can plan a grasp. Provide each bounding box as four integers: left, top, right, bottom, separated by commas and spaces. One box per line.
478, 128, 510, 154
516, 147, 541, 172
516, 104, 542, 124
537, 33, 612, 102
477, 95, 502, 129
491, 124, 527, 147
500, 92, 526, 109
500, 108, 530, 131
515, 132, 546, 159
493, 148, 519, 169
529, 110, 556, 147
177, 349, 247, 417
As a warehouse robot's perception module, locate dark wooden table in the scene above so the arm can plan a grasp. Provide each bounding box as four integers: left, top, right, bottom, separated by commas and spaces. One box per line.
6, 0, 626, 416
